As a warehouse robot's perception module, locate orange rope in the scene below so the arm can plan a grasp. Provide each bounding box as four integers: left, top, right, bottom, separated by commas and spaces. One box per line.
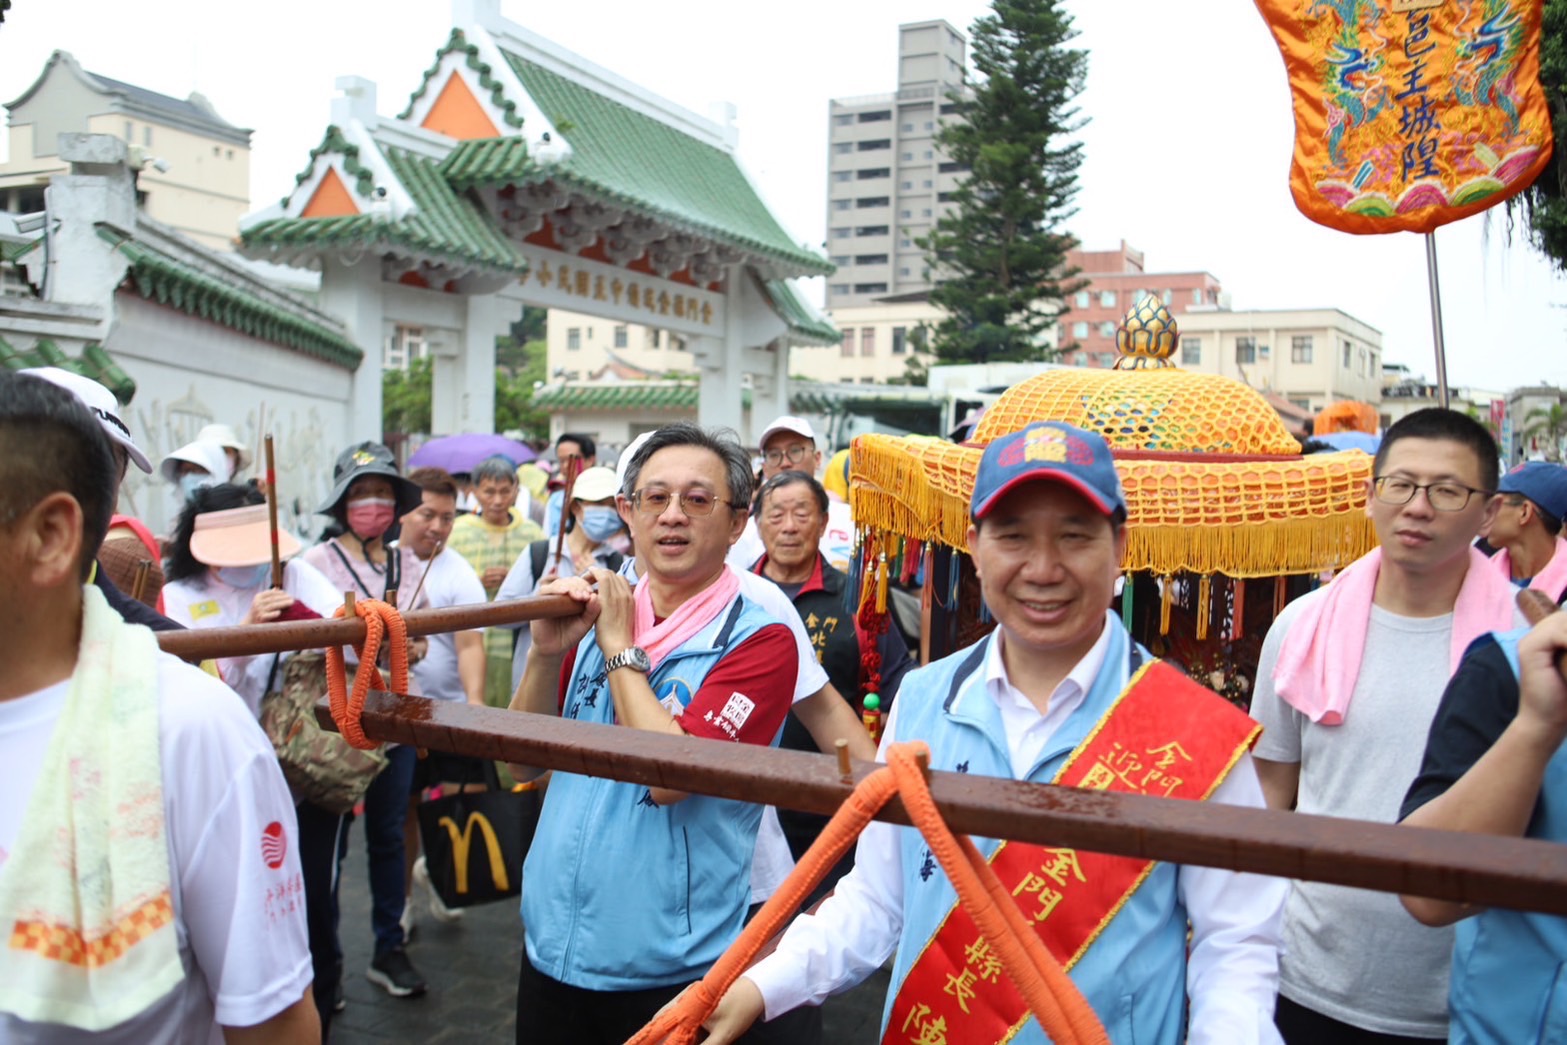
627, 743, 1108, 1045
324, 598, 410, 751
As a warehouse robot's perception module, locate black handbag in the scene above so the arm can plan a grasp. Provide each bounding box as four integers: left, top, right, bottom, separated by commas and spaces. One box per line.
416, 782, 541, 908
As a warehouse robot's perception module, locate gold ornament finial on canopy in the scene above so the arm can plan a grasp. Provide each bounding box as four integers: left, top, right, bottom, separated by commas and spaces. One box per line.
1114, 294, 1180, 369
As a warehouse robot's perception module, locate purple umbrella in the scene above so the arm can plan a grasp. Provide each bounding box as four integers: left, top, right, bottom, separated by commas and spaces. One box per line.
407, 433, 537, 474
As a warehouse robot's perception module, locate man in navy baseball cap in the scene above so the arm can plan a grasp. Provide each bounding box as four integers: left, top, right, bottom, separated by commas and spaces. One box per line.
1486, 461, 1567, 593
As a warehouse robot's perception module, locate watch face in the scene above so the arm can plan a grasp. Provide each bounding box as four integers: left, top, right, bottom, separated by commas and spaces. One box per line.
628, 647, 651, 672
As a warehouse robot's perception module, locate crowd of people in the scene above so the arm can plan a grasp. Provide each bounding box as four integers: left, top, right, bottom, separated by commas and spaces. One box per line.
3, 364, 1567, 1045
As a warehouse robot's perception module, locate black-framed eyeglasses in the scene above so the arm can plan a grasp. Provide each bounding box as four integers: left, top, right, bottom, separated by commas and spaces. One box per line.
762, 444, 811, 467
1372, 476, 1492, 513
629, 488, 736, 517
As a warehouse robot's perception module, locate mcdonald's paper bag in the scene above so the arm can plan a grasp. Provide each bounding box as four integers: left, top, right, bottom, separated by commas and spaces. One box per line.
417, 785, 540, 908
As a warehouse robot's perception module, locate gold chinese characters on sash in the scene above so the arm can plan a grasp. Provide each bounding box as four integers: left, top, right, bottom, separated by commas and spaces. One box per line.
885, 660, 1261, 1045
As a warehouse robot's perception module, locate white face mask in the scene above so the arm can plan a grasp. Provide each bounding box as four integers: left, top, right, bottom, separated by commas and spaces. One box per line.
178, 472, 216, 503
215, 563, 270, 590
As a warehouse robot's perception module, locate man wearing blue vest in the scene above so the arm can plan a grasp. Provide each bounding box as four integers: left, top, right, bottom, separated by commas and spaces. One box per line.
1400, 596, 1567, 1043
508, 422, 798, 1045
701, 420, 1288, 1045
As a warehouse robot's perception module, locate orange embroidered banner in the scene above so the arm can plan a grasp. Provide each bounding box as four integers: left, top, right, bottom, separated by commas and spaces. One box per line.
1256, 0, 1554, 234
883, 661, 1260, 1045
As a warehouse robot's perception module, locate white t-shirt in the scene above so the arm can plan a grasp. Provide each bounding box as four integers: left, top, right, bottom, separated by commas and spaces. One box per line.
412, 547, 487, 704
1251, 589, 1461, 1037
161, 558, 341, 717
0, 656, 312, 1043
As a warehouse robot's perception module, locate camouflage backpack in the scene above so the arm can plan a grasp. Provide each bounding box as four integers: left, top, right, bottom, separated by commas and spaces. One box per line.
259, 652, 388, 814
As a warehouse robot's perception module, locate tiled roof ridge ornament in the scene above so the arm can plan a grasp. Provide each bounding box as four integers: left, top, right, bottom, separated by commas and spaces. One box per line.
1113, 293, 1180, 371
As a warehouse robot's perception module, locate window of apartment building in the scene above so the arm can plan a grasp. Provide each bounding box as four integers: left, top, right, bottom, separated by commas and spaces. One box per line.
857, 139, 890, 151
1100, 321, 1116, 338
1342, 340, 1353, 368
936, 192, 957, 202
1099, 290, 1116, 308
859, 168, 890, 179
899, 237, 913, 248
856, 225, 889, 236
899, 266, 912, 276
923, 179, 934, 188
855, 254, 888, 265
1235, 336, 1257, 365
901, 181, 914, 190
938, 162, 965, 173
833, 114, 853, 126
830, 283, 850, 295
383, 325, 427, 370
900, 208, 913, 218
923, 150, 934, 159
1161, 289, 1173, 305
1097, 352, 1118, 368
613, 325, 628, 349
1291, 335, 1313, 364
1192, 288, 1205, 305
854, 282, 888, 294
832, 171, 852, 183
925, 121, 935, 131
860, 328, 877, 356
1075, 290, 1090, 309
832, 199, 852, 211
856, 197, 890, 208
1182, 337, 1202, 365
922, 208, 933, 216
941, 103, 964, 114
831, 226, 851, 238
841, 329, 855, 357
830, 255, 851, 266
832, 142, 853, 154
901, 122, 915, 133
651, 330, 662, 348
565, 327, 581, 351
1073, 321, 1089, 339
858, 110, 892, 123
892, 327, 908, 354
1359, 347, 1368, 374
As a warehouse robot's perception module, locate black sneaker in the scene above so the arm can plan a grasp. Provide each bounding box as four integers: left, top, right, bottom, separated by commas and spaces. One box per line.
366, 947, 427, 998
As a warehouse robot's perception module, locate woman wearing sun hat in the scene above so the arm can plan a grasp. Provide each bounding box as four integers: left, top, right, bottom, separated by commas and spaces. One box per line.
162, 483, 339, 717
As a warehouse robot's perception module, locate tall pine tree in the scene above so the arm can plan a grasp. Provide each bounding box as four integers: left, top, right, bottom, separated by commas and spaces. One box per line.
919, 0, 1088, 364
1506, 0, 1567, 271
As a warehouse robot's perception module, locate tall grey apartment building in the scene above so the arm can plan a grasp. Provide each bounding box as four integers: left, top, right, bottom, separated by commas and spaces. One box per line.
825, 20, 969, 310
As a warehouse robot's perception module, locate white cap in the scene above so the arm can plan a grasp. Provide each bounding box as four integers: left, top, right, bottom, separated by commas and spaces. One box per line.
758, 415, 815, 448
196, 423, 250, 472
159, 439, 230, 486
570, 465, 621, 502
615, 431, 656, 488
20, 367, 152, 473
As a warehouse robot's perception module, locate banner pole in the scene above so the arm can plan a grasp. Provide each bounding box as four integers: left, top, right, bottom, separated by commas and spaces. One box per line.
1424, 231, 1450, 409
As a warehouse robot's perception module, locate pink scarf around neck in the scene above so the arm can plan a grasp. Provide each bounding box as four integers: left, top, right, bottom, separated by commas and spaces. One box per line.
632, 565, 741, 669
1491, 535, 1567, 602
1273, 546, 1517, 725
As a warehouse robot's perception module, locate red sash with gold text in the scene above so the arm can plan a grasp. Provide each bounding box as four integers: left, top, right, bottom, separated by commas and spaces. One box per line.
884, 660, 1261, 1045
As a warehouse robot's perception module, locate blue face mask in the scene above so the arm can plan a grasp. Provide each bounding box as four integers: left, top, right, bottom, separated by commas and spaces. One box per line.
215, 564, 271, 590
578, 506, 624, 542
178, 472, 215, 503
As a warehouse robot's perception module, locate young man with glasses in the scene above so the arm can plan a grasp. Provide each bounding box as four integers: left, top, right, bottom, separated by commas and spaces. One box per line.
1250, 408, 1521, 1043
508, 423, 799, 1044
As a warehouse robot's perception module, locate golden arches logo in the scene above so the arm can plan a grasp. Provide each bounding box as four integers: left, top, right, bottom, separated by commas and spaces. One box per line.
438, 812, 509, 894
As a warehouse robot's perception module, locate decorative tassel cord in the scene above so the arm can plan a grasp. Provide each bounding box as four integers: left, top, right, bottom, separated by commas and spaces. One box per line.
324, 598, 410, 750
626, 743, 1108, 1045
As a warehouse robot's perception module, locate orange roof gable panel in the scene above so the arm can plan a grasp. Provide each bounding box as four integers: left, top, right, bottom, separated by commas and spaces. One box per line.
300, 167, 361, 219
421, 71, 499, 141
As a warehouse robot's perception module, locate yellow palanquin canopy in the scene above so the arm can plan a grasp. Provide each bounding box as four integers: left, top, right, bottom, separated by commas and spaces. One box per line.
851, 297, 1377, 578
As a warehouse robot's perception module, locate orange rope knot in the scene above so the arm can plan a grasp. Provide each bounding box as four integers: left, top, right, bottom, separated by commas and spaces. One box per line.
324, 598, 410, 750
628, 742, 1107, 1045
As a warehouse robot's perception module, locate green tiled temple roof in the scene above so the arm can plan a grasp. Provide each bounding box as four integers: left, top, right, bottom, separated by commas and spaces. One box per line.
243, 132, 528, 277
760, 279, 838, 345
441, 54, 830, 276
398, 29, 524, 130
282, 125, 375, 205
0, 335, 136, 403
100, 227, 364, 369
531, 382, 703, 412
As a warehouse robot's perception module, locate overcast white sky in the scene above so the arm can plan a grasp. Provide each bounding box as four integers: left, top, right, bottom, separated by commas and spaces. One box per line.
3, 0, 1563, 390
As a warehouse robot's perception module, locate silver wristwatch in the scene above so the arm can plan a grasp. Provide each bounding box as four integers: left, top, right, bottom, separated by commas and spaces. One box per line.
605, 646, 652, 674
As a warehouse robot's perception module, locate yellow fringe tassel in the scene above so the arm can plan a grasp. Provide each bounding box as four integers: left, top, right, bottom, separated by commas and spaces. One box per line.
1160, 577, 1172, 636
875, 554, 888, 614
1196, 575, 1211, 641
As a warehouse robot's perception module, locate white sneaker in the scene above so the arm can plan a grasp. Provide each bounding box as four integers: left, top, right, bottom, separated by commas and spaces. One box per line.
413, 855, 464, 923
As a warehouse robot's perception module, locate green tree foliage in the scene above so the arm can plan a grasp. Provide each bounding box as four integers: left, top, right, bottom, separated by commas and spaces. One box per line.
382, 338, 550, 440
1524, 401, 1567, 460
919, 0, 1089, 364
495, 338, 550, 439
1506, 0, 1567, 270
382, 356, 431, 436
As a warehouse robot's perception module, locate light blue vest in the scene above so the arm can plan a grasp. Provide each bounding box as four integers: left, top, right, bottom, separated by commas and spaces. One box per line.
884, 624, 1191, 1044
1445, 629, 1567, 1044
521, 592, 780, 991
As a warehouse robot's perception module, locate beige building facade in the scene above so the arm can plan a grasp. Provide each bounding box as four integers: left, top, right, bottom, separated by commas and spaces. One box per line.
1, 50, 251, 250
1171, 308, 1383, 411
543, 306, 695, 381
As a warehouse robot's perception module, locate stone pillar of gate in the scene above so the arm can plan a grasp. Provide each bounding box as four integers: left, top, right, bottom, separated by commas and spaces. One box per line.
317, 261, 386, 443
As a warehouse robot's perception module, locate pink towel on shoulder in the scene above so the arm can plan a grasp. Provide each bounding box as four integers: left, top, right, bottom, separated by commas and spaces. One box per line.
1274, 546, 1517, 725
1491, 536, 1567, 602
633, 565, 740, 670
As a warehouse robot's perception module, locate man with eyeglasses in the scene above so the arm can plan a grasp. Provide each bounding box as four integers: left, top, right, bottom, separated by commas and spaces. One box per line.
728, 416, 823, 568
1250, 408, 1522, 1043
508, 422, 799, 1044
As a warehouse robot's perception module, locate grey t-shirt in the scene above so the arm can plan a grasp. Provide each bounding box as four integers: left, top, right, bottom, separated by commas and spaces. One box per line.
1252, 588, 1454, 1038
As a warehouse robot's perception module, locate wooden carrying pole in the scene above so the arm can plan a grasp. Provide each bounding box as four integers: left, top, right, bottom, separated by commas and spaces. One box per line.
264, 434, 283, 590
324, 690, 1567, 917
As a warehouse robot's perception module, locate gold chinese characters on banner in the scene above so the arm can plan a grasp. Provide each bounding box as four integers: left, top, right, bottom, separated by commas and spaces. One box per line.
1256, 0, 1554, 234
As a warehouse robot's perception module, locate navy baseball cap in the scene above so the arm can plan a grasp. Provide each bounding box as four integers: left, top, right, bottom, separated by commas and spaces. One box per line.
1499, 461, 1567, 526
971, 421, 1126, 520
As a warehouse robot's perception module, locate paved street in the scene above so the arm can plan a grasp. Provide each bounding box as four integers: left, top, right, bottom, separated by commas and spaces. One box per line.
331, 838, 891, 1043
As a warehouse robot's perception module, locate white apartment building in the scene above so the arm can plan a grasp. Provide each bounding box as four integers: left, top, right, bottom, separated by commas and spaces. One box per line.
543, 307, 695, 381
826, 20, 969, 310
1, 51, 252, 251
795, 299, 940, 384
1172, 308, 1384, 411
